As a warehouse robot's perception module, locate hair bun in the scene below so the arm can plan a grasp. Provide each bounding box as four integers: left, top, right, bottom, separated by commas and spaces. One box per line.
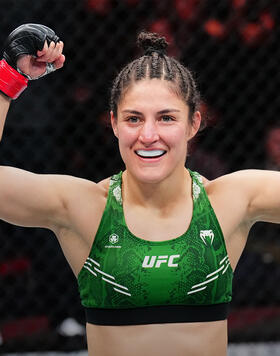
137, 31, 168, 56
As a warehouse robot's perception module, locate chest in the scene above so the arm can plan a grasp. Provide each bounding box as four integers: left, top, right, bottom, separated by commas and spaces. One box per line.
123, 199, 193, 241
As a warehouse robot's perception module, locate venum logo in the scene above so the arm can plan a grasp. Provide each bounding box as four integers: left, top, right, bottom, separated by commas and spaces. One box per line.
200, 230, 214, 245
142, 255, 180, 268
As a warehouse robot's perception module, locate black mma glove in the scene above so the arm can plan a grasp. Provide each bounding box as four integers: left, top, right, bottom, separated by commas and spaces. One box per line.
0, 23, 60, 99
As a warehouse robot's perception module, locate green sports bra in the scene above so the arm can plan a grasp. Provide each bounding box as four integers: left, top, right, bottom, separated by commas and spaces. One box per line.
77, 170, 233, 325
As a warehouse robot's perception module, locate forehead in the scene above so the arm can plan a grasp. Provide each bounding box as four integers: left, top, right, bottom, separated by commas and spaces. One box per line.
118, 79, 188, 112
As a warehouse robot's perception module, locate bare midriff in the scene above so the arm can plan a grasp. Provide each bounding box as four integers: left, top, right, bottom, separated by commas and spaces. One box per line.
86, 320, 227, 356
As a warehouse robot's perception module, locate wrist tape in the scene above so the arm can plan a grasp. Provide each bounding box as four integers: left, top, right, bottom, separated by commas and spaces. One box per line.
0, 59, 28, 99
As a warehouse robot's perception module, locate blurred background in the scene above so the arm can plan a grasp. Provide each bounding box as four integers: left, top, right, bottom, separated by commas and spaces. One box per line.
0, 0, 280, 354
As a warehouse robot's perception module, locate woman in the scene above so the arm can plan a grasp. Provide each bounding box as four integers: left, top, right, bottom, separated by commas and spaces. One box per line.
0, 24, 279, 356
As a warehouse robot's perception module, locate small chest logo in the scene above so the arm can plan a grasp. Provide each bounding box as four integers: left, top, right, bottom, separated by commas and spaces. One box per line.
105, 233, 121, 248
200, 230, 214, 245
142, 255, 180, 268
109, 233, 119, 244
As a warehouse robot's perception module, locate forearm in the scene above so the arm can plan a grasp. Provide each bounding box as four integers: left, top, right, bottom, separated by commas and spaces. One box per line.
0, 93, 11, 141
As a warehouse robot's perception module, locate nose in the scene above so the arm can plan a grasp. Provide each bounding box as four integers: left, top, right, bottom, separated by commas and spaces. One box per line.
138, 120, 160, 144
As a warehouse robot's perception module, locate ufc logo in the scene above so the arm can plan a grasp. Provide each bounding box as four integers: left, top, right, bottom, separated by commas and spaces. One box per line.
142, 255, 180, 268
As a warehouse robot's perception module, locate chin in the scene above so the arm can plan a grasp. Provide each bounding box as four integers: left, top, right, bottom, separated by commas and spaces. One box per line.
130, 167, 172, 184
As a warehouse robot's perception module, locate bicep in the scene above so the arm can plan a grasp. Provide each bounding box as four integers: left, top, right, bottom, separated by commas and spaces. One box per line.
248, 170, 280, 223
209, 170, 280, 229
0, 166, 67, 229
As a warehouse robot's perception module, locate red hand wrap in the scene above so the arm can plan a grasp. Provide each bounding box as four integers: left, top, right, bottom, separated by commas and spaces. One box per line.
0, 59, 28, 99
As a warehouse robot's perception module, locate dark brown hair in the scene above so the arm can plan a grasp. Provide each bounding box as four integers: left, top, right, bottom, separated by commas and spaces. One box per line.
110, 31, 202, 127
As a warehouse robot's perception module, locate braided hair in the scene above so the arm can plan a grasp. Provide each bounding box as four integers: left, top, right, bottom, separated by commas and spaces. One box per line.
110, 31, 202, 127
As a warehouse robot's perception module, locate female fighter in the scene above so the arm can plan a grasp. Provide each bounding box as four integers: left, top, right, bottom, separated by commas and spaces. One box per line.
0, 24, 279, 356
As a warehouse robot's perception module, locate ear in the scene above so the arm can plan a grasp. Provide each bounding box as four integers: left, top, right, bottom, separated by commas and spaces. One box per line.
188, 111, 201, 140
110, 110, 119, 138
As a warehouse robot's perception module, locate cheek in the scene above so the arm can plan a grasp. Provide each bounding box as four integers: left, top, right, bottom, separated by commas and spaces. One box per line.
117, 127, 138, 149
165, 126, 188, 147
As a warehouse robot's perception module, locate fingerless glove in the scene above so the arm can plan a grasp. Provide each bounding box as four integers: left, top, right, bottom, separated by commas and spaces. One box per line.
0, 23, 59, 99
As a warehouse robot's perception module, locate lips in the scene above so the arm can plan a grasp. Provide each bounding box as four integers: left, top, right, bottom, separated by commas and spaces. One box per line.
135, 149, 166, 158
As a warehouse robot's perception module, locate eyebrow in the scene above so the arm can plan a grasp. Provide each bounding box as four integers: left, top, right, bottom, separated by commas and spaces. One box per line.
121, 109, 181, 115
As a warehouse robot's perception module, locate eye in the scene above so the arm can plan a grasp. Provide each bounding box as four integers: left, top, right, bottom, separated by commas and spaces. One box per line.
160, 115, 174, 122
127, 116, 140, 123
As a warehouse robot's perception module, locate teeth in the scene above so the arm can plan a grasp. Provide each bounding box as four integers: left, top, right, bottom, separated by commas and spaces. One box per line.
136, 150, 165, 158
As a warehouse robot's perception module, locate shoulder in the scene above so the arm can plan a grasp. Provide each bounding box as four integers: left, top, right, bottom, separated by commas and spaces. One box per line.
204, 169, 278, 194
49, 174, 111, 230
203, 170, 259, 201
51, 174, 109, 197
203, 169, 280, 223
47, 174, 107, 203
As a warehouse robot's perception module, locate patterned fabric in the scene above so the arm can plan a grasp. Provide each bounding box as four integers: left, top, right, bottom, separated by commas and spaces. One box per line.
78, 170, 233, 309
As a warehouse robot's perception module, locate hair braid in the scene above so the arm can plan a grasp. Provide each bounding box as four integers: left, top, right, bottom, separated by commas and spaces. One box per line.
163, 55, 175, 81
150, 52, 162, 79
135, 55, 147, 80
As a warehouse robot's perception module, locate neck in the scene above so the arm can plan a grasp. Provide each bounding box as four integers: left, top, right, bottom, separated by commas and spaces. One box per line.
122, 167, 192, 211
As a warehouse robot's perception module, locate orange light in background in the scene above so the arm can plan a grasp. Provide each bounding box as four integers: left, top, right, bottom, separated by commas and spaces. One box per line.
204, 19, 226, 39
240, 22, 262, 45
174, 0, 200, 21
149, 18, 173, 44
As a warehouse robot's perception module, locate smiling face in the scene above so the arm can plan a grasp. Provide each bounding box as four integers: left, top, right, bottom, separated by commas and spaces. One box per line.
111, 79, 201, 184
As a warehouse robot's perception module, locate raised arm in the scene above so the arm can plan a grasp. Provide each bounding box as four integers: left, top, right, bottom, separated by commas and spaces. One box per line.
0, 24, 71, 231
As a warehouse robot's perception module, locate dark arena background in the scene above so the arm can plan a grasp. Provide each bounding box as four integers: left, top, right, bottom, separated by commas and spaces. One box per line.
1, 0, 280, 354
